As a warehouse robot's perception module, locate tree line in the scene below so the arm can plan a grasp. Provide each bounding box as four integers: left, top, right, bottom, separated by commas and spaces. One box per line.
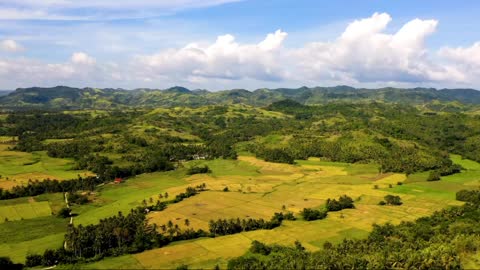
209, 212, 295, 236
0, 176, 105, 200
23, 202, 290, 268
300, 195, 355, 221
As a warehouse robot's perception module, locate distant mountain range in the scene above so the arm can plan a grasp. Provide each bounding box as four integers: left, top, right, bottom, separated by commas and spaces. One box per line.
1, 85, 479, 109
0, 90, 12, 96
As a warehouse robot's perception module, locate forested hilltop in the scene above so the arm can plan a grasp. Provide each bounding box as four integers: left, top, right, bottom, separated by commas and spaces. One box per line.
2, 85, 480, 109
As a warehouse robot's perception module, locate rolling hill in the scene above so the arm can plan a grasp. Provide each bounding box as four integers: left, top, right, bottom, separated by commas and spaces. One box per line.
1, 85, 480, 109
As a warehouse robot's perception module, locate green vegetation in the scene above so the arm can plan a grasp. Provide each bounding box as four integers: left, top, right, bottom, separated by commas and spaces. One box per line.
379, 195, 403, 206
0, 88, 480, 268
228, 191, 480, 269
186, 165, 211, 175
3, 86, 480, 109
0, 201, 51, 223
300, 208, 327, 221
326, 195, 355, 211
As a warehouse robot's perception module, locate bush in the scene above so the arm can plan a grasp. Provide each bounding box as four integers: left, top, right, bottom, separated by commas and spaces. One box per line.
250, 240, 272, 255
260, 148, 295, 164
456, 190, 480, 203
326, 195, 355, 211
223, 186, 229, 192
26, 254, 43, 267
438, 164, 462, 176
187, 165, 211, 175
427, 171, 441, 182
384, 195, 402, 205
57, 207, 71, 218
69, 192, 89, 205
283, 212, 296, 220
301, 208, 327, 221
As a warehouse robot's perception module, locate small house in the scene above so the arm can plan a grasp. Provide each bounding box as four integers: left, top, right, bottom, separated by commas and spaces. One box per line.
114, 177, 123, 184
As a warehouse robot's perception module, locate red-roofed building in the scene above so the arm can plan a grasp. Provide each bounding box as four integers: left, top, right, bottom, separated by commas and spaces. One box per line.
114, 177, 123, 184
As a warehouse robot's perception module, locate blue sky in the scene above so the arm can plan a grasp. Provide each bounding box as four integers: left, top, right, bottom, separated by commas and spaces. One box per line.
0, 0, 479, 90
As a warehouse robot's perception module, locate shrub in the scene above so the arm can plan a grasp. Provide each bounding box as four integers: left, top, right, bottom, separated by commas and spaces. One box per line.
384, 195, 402, 205
187, 165, 211, 175
57, 207, 71, 218
26, 254, 43, 267
456, 190, 480, 203
427, 171, 441, 181
250, 240, 272, 255
260, 148, 295, 164
69, 192, 89, 205
283, 212, 296, 220
301, 208, 327, 221
326, 195, 355, 211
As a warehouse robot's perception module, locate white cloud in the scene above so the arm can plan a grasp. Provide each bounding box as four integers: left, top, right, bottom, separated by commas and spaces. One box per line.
0, 39, 24, 52
134, 12, 464, 85
287, 12, 454, 84
71, 52, 96, 65
135, 30, 288, 82
258, 30, 287, 51
0, 53, 105, 88
439, 42, 480, 68
0, 12, 479, 89
437, 42, 480, 83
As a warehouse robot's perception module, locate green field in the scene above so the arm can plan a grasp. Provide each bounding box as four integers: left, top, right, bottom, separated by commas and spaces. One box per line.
0, 144, 92, 190
74, 171, 187, 225
0, 192, 68, 262
0, 201, 51, 223
1, 152, 480, 267
50, 155, 479, 269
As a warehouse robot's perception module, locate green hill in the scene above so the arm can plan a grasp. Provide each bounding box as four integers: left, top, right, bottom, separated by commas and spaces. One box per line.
1, 85, 480, 109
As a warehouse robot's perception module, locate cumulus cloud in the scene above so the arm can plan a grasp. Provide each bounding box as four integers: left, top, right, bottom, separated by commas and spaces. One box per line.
134, 12, 464, 85
0, 39, 24, 52
287, 13, 459, 84
437, 43, 480, 83
0, 12, 479, 89
439, 42, 480, 68
135, 29, 288, 82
